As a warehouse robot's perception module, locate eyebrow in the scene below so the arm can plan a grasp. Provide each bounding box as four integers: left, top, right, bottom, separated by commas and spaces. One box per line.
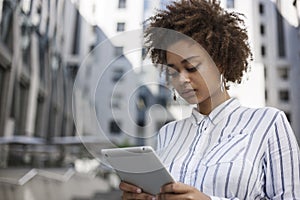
167, 56, 200, 67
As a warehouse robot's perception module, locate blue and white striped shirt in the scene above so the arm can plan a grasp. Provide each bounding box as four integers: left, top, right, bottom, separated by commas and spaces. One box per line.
156, 98, 300, 199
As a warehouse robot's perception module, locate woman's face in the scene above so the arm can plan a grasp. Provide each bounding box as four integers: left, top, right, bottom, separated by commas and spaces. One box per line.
166, 39, 221, 104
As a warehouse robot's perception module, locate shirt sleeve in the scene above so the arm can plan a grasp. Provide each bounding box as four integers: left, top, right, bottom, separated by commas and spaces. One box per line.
264, 111, 300, 199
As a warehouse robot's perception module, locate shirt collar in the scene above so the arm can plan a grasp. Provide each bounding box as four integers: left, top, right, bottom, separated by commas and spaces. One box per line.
190, 98, 240, 126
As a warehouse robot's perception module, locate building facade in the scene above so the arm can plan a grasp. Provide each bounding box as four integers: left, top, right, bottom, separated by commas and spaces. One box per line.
0, 0, 109, 168
74, 26, 140, 148
261, 0, 300, 142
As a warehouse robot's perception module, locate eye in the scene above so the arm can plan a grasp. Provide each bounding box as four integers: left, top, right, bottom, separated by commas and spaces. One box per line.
186, 64, 200, 73
186, 67, 197, 73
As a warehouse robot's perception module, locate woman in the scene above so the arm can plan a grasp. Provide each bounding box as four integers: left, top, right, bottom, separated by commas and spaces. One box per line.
120, 0, 300, 199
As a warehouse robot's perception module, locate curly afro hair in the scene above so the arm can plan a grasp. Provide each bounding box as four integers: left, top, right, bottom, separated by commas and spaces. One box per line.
144, 0, 252, 85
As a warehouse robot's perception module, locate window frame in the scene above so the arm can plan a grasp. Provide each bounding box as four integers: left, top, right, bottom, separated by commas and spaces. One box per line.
116, 22, 125, 32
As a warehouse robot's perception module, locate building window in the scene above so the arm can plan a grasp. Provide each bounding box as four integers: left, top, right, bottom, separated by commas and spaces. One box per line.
227, 0, 234, 8
276, 9, 286, 58
279, 90, 289, 102
117, 22, 125, 32
260, 24, 265, 35
118, 0, 126, 8
12, 82, 30, 135
72, 10, 81, 55
261, 45, 266, 57
265, 89, 268, 101
0, 67, 4, 104
115, 46, 123, 57
112, 68, 124, 82
47, 65, 64, 139
48, 104, 58, 139
39, 37, 48, 86
0, 0, 14, 50
277, 67, 289, 80
34, 94, 44, 137
110, 120, 122, 134
0, 66, 8, 136
259, 3, 264, 15
21, 23, 31, 73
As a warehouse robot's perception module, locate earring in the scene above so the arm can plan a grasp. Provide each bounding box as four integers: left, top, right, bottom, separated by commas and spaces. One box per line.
172, 88, 177, 101
220, 74, 225, 92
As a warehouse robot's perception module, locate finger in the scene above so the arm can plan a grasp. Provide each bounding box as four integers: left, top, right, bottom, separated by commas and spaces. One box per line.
122, 191, 155, 200
157, 193, 188, 200
119, 181, 142, 193
160, 182, 192, 194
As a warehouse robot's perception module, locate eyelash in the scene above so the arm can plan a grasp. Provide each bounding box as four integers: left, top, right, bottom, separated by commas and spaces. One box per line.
186, 64, 200, 72
186, 66, 198, 73
168, 64, 200, 78
167, 64, 200, 77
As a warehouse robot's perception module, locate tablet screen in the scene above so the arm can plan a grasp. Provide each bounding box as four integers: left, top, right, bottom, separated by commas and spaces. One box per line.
101, 146, 175, 195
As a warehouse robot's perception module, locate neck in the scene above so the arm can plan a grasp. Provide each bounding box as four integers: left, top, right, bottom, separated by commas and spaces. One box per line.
197, 90, 231, 115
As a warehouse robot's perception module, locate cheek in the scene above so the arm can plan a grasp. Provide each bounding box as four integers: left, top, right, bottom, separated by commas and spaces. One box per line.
191, 73, 208, 89
195, 72, 219, 90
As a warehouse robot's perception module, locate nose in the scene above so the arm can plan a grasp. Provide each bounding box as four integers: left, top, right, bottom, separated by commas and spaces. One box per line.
178, 71, 191, 84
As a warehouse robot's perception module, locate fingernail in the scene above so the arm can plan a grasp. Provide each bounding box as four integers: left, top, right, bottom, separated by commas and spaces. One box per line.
136, 188, 142, 193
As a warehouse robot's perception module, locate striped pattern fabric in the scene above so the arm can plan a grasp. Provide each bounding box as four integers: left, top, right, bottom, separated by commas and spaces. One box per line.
156, 98, 300, 199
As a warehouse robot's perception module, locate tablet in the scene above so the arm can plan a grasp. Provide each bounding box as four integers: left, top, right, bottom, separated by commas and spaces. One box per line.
101, 146, 175, 195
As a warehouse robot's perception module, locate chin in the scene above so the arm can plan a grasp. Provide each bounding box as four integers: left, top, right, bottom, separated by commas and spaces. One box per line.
183, 95, 209, 105
182, 96, 201, 104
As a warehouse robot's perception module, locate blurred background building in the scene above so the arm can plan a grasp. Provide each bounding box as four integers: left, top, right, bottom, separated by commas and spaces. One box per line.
0, 0, 172, 199
0, 0, 121, 199
0, 0, 299, 199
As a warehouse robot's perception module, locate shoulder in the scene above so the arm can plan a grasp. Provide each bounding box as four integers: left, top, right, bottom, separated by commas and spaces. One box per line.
240, 106, 292, 138
240, 105, 281, 114
238, 105, 284, 121
232, 106, 289, 138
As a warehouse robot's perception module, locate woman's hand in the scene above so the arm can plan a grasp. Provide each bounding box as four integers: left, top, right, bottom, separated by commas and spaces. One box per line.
119, 181, 156, 200
157, 182, 211, 200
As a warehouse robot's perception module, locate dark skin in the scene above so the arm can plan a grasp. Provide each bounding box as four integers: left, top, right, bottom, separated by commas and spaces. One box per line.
120, 40, 229, 200
120, 181, 154, 200
166, 40, 230, 115
120, 181, 210, 200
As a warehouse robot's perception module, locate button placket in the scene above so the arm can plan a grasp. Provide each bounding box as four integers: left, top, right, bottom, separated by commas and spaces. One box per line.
200, 117, 209, 132
188, 118, 210, 185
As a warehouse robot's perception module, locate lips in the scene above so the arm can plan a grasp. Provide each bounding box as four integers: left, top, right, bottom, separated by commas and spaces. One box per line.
180, 89, 197, 98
